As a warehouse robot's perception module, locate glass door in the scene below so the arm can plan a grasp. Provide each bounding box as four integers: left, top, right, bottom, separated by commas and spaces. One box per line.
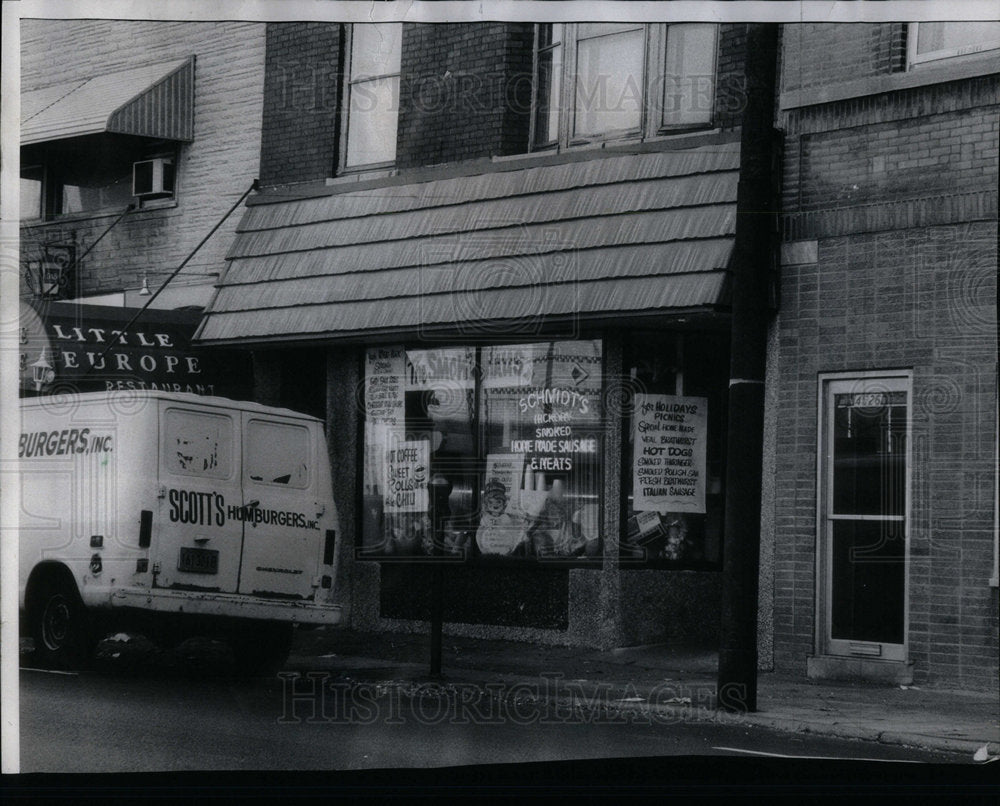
820, 376, 910, 661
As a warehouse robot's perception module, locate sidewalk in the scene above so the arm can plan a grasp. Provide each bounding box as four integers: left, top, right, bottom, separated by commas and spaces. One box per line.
289, 626, 1000, 758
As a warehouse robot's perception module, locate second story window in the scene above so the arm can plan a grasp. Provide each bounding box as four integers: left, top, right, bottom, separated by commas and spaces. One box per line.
908, 22, 1000, 67
342, 23, 402, 171
20, 141, 177, 222
20, 166, 43, 221
531, 22, 718, 150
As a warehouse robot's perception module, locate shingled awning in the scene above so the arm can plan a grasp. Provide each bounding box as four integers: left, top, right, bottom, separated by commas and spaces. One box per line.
195, 140, 740, 345
21, 57, 195, 146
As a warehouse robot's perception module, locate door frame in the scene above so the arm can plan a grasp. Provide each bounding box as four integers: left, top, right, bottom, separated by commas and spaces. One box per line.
815, 370, 913, 662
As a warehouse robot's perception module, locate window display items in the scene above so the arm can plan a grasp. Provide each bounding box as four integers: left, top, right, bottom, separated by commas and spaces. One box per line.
481, 340, 604, 560
363, 340, 603, 561
527, 477, 587, 557
476, 478, 529, 556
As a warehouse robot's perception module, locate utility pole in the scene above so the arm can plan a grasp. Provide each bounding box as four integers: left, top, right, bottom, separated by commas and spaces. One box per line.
717, 23, 779, 714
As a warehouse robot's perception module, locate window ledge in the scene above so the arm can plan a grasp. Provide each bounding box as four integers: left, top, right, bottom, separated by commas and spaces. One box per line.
780, 49, 999, 110
20, 200, 177, 227
327, 168, 397, 186
508, 127, 723, 164
137, 198, 177, 213
491, 150, 557, 165
252, 129, 741, 206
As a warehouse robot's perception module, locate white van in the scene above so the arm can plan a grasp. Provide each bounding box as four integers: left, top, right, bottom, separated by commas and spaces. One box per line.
19, 391, 342, 671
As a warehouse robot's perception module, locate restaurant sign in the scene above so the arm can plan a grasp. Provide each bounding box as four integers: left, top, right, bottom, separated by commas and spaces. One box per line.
19, 301, 253, 399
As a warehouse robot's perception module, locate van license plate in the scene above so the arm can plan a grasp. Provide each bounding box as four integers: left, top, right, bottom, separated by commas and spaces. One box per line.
178, 547, 219, 574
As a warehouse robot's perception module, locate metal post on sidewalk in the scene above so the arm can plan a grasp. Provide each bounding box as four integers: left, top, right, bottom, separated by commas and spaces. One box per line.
428, 473, 450, 677
717, 23, 779, 714
430, 566, 443, 677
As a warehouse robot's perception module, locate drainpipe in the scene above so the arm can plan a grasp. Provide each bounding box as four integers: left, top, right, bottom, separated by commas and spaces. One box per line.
717, 23, 779, 714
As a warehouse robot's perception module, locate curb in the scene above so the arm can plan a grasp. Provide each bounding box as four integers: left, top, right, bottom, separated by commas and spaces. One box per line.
731, 713, 998, 757
285, 654, 997, 758
875, 732, 999, 757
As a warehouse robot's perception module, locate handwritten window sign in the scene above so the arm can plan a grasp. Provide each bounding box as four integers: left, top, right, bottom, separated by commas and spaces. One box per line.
633, 393, 707, 514
383, 439, 430, 513
365, 347, 406, 426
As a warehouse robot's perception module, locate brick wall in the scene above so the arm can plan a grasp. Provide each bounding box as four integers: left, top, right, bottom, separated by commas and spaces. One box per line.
257, 21, 748, 182
797, 105, 996, 211
20, 20, 265, 303
258, 23, 533, 181
781, 23, 907, 93
782, 75, 998, 218
395, 22, 748, 162
395, 23, 534, 169
714, 23, 750, 132
776, 25, 999, 689
259, 23, 342, 187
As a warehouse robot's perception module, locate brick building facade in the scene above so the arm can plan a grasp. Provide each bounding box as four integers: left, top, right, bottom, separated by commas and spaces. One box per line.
772, 23, 998, 689
22, 19, 994, 691
198, 22, 763, 652
19, 20, 266, 309
224, 20, 998, 690
257, 22, 753, 185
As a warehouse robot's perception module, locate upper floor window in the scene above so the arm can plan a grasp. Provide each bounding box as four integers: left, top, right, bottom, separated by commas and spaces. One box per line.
531, 22, 718, 150
908, 22, 1000, 67
20, 166, 43, 221
342, 23, 402, 171
20, 138, 177, 222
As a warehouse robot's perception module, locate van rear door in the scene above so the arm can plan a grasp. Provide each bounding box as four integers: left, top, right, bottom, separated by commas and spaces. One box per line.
236, 415, 324, 599
156, 404, 243, 592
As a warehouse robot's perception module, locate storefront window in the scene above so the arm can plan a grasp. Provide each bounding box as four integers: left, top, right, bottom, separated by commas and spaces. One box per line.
362, 346, 476, 558
360, 340, 604, 562
479, 340, 604, 559
622, 332, 727, 568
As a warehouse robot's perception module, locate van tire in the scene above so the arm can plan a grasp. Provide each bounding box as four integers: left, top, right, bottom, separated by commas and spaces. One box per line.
230, 621, 294, 678
30, 579, 93, 669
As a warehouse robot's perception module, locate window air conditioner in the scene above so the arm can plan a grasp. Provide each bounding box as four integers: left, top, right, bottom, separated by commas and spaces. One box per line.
132, 158, 175, 198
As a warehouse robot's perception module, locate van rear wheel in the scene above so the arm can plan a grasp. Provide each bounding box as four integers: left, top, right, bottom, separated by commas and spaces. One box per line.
31, 581, 93, 669
229, 621, 294, 678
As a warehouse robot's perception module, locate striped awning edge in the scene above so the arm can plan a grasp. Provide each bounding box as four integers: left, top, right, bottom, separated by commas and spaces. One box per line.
21, 57, 195, 146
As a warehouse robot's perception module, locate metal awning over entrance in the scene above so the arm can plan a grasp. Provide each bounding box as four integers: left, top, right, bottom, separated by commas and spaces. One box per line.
21, 57, 195, 146
196, 140, 740, 345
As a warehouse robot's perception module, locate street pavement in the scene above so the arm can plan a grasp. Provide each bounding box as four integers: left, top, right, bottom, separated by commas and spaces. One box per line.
286, 626, 1000, 759
18, 663, 969, 773
15, 624, 1000, 767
